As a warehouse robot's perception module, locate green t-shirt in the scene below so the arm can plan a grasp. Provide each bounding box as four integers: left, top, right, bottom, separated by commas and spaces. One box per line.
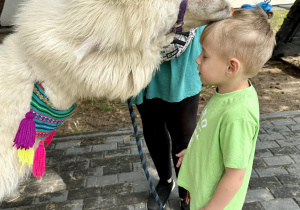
177, 83, 260, 210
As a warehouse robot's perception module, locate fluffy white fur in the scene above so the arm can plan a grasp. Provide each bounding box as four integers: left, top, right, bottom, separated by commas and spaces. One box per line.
0, 0, 231, 201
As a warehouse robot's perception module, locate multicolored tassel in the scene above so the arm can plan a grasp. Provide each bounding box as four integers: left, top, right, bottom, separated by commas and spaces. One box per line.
13, 112, 36, 150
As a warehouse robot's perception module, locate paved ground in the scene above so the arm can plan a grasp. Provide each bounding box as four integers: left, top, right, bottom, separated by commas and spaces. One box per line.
1, 110, 300, 210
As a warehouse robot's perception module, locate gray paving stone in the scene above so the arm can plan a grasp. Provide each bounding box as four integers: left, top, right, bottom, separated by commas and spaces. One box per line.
277, 174, 300, 187
255, 149, 274, 158
260, 121, 273, 127
46, 149, 64, 158
116, 155, 141, 165
277, 139, 300, 147
269, 186, 300, 199
295, 197, 300, 206
280, 130, 300, 139
293, 116, 300, 123
249, 176, 282, 189
90, 157, 118, 167
48, 155, 77, 165
251, 169, 259, 178
65, 146, 92, 156
107, 135, 130, 143
263, 125, 291, 133
105, 148, 131, 157
255, 166, 289, 177
108, 205, 135, 210
291, 153, 300, 163
76, 151, 104, 161
80, 137, 106, 146
38, 170, 75, 185
261, 111, 300, 120
117, 192, 149, 206
92, 143, 117, 152
34, 191, 68, 204
103, 164, 132, 176
271, 118, 297, 126
87, 175, 118, 187
285, 163, 300, 173
118, 140, 137, 149
55, 161, 89, 172
73, 167, 103, 179
261, 198, 300, 210
131, 146, 149, 155
269, 146, 300, 156
242, 202, 264, 210
259, 127, 267, 135
55, 140, 81, 149
297, 145, 300, 150
132, 180, 150, 193
52, 199, 84, 210
111, 183, 132, 195
256, 141, 280, 149
65, 179, 87, 190
68, 187, 102, 200
259, 133, 285, 141
118, 171, 146, 183
18, 203, 49, 209
244, 189, 274, 202
84, 195, 118, 209
0, 197, 34, 209
263, 155, 294, 166
253, 158, 268, 168
289, 124, 300, 132
23, 179, 67, 196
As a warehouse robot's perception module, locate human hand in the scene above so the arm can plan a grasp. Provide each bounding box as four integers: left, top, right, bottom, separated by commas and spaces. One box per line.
175, 149, 186, 168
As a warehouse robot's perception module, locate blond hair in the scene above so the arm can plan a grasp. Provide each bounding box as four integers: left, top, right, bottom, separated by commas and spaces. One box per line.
200, 7, 276, 77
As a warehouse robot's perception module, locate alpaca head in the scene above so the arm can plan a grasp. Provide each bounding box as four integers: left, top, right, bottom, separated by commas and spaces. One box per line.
183, 0, 232, 31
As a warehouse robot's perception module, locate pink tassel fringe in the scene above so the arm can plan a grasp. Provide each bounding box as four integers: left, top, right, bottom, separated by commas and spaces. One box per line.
32, 141, 46, 180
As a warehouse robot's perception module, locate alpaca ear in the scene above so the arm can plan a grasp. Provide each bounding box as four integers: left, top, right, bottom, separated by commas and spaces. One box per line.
226, 58, 240, 77
74, 38, 99, 65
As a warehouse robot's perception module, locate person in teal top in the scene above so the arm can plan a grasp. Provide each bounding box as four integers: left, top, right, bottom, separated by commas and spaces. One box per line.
133, 26, 205, 104
176, 8, 276, 210
132, 26, 205, 210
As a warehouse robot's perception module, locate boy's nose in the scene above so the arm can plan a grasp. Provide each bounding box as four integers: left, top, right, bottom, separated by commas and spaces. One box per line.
195, 55, 201, 65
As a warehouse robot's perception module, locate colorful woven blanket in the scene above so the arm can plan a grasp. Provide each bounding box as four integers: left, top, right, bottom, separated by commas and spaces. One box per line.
13, 82, 76, 179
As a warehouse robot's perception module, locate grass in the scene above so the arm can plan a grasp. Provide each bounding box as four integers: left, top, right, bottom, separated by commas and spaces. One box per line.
96, 99, 116, 112
78, 98, 117, 112
269, 10, 289, 31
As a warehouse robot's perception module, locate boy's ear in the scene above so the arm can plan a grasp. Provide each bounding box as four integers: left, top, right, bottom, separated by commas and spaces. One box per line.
226, 58, 240, 77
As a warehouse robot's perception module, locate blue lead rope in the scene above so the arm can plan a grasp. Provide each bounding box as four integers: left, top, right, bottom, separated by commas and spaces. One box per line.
127, 98, 163, 209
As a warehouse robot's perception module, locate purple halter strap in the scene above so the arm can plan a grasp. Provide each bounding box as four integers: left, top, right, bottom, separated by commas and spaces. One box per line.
169, 0, 188, 34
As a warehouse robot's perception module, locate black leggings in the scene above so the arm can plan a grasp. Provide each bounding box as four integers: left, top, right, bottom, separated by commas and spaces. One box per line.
136, 93, 199, 199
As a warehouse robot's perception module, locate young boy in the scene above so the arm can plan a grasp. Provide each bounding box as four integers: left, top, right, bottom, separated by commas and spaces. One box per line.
176, 7, 276, 210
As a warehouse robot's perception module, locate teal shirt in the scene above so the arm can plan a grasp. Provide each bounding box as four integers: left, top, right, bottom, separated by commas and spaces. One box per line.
132, 26, 205, 105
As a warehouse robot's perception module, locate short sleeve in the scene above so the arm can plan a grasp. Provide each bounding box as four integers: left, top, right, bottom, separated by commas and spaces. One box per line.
220, 119, 257, 169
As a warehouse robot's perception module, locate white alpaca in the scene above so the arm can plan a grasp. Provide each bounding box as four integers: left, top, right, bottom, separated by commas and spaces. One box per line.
0, 0, 232, 201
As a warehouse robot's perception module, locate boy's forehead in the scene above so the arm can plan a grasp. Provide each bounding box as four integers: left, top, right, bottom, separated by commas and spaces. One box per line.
201, 35, 216, 51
